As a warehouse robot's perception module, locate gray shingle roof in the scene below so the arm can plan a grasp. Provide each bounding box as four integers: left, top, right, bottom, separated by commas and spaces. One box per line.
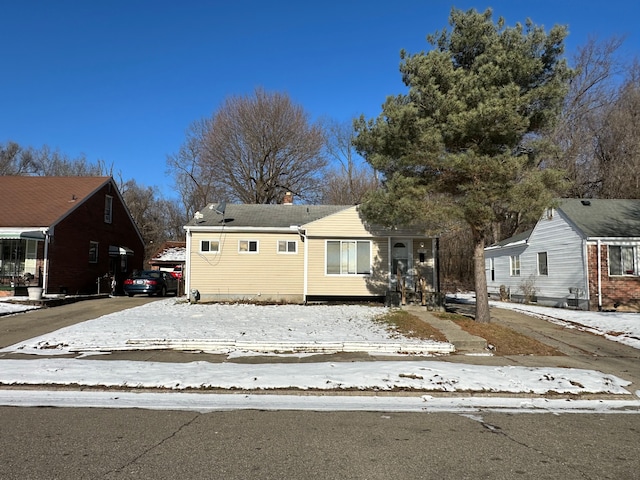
185, 204, 351, 228
559, 199, 640, 237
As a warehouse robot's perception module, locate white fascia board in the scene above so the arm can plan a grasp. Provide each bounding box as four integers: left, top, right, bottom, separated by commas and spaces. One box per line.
484, 239, 527, 251
184, 226, 299, 234
586, 237, 640, 244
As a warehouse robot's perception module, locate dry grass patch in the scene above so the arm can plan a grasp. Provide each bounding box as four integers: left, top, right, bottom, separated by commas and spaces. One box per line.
433, 312, 563, 356
375, 310, 449, 343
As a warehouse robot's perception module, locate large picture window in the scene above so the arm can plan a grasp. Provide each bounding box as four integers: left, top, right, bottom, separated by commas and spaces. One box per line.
326, 240, 371, 275
609, 246, 636, 276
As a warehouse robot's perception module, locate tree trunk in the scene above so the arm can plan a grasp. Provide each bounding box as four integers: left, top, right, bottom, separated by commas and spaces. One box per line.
473, 234, 491, 323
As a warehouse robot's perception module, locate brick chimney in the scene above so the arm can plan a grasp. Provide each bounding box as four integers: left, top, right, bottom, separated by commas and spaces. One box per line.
283, 191, 293, 205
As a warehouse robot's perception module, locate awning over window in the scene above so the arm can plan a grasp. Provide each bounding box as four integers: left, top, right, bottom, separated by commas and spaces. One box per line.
0, 228, 46, 240
109, 245, 134, 256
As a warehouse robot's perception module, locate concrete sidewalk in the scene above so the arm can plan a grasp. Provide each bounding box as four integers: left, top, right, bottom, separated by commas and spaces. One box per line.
402, 305, 488, 353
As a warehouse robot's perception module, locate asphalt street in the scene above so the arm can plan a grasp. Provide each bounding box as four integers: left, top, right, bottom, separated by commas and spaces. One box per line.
2, 298, 640, 478
1, 406, 640, 480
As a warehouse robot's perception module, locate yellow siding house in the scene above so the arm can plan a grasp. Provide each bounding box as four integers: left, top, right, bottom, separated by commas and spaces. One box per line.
183, 200, 439, 303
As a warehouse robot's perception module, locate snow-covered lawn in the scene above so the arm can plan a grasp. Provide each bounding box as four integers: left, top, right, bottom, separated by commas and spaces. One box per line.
0, 298, 39, 316
0, 298, 636, 400
2, 300, 446, 355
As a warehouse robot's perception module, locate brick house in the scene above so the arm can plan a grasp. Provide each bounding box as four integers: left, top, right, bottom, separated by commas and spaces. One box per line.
0, 176, 144, 295
485, 199, 640, 311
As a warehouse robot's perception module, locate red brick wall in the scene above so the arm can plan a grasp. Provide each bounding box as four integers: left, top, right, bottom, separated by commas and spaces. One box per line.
46, 181, 144, 294
587, 244, 640, 311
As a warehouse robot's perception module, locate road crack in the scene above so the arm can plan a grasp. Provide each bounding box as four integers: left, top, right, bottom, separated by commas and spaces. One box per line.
460, 414, 591, 479
103, 413, 201, 477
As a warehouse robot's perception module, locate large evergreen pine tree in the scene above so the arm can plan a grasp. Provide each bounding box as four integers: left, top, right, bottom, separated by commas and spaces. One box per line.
355, 8, 572, 322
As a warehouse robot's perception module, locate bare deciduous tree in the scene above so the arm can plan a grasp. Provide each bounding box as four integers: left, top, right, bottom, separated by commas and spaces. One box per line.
550, 36, 627, 198
166, 118, 222, 218
320, 119, 378, 205
169, 88, 327, 207
0, 142, 113, 177
596, 64, 640, 198
0, 141, 35, 175
120, 179, 186, 265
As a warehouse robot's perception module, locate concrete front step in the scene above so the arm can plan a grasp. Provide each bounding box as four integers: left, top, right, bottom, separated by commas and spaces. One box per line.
402, 305, 488, 353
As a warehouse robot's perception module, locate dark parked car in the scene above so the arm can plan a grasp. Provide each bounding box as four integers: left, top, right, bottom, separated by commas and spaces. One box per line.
123, 270, 179, 297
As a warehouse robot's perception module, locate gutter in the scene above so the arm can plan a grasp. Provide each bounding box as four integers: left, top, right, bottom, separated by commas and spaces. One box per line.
42, 229, 50, 294
597, 239, 602, 310
184, 226, 300, 234
184, 229, 192, 295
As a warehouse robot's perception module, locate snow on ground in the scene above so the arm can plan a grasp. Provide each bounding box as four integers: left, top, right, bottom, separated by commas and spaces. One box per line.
0, 297, 637, 407
0, 298, 39, 315
2, 300, 442, 355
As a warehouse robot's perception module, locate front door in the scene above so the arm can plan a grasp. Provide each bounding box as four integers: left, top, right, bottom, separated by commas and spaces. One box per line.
391, 239, 413, 289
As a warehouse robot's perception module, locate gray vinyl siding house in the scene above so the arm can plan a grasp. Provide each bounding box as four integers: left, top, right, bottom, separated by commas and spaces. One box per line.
485, 199, 640, 311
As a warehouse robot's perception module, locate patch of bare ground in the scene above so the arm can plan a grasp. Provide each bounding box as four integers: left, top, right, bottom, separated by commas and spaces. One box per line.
433, 312, 563, 356
376, 310, 449, 343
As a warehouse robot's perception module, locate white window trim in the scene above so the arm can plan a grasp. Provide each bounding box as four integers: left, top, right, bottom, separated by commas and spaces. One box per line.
510, 255, 521, 276
325, 239, 372, 276
537, 252, 548, 276
608, 245, 637, 276
239, 240, 259, 254
277, 240, 297, 254
200, 239, 220, 254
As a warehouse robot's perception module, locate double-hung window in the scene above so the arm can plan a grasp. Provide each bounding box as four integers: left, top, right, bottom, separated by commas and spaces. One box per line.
609, 246, 636, 276
510, 255, 521, 276
104, 195, 113, 224
326, 240, 371, 275
278, 240, 297, 254
200, 240, 219, 253
239, 240, 258, 253
89, 241, 99, 263
537, 252, 548, 276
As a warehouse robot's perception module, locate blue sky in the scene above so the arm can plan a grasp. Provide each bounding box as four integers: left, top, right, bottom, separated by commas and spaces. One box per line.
2, 1, 638, 199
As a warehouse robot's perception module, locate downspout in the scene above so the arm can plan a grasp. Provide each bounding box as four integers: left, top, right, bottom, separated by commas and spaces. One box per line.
388, 238, 392, 290
299, 228, 308, 303
597, 239, 602, 310
434, 237, 440, 293
42, 229, 50, 294
185, 228, 191, 295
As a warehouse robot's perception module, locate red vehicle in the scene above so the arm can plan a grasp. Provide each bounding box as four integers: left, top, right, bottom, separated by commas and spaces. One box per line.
170, 265, 183, 280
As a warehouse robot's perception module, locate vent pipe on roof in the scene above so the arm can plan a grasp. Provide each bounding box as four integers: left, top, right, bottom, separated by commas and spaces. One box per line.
581, 200, 591, 206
